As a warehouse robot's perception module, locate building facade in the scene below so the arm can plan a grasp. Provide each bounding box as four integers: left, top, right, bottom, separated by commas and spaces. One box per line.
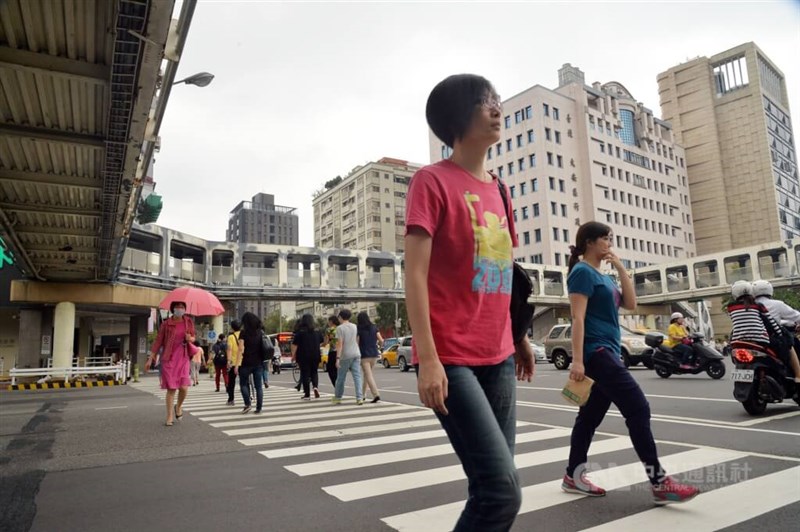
312, 157, 420, 253
429, 64, 696, 268
657, 42, 800, 254
227, 193, 299, 246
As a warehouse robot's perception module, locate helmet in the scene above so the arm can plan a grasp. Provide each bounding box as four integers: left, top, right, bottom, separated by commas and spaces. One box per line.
731, 280, 754, 300
670, 312, 684, 321
752, 280, 773, 297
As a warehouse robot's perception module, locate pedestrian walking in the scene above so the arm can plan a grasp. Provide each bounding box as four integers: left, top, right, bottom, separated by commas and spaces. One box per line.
404, 74, 534, 531
225, 320, 242, 406
211, 334, 228, 392
236, 312, 266, 414
332, 309, 363, 404
145, 301, 198, 426
190, 342, 204, 386
357, 311, 383, 403
292, 314, 324, 400
562, 221, 699, 504
324, 315, 340, 386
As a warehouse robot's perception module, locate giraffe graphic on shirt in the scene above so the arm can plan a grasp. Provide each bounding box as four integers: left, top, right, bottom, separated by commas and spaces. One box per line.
465, 192, 513, 295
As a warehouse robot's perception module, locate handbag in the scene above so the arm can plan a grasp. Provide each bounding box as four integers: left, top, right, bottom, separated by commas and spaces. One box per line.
261, 332, 275, 362
496, 179, 536, 344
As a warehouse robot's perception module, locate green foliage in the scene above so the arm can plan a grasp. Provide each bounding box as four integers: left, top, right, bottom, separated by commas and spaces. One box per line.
325, 176, 343, 190
262, 311, 287, 334
775, 288, 800, 309
375, 302, 409, 335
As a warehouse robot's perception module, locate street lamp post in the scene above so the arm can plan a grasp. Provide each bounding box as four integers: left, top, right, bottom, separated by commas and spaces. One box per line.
173, 72, 215, 87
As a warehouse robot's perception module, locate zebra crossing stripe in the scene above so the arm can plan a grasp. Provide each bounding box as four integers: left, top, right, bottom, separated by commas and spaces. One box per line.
324, 437, 632, 502
382, 447, 747, 531
204, 404, 414, 426
223, 410, 433, 437
245, 419, 444, 447
287, 427, 572, 476
580, 465, 800, 531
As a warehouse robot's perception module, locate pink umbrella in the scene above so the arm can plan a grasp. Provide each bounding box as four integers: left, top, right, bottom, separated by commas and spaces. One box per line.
159, 286, 224, 317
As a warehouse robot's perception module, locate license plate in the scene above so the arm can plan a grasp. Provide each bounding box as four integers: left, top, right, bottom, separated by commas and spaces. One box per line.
731, 369, 754, 382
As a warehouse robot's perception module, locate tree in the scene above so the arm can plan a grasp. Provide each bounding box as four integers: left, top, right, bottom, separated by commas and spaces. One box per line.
775, 288, 800, 310
375, 302, 410, 336
263, 310, 288, 334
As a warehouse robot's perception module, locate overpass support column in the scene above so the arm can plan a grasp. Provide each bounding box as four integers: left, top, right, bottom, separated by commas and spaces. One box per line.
319, 254, 328, 289
160, 235, 172, 278
277, 253, 288, 286
358, 255, 367, 289
129, 315, 149, 371
644, 314, 657, 330
17, 309, 43, 368
393, 259, 402, 290
52, 302, 76, 370
78, 317, 94, 362
212, 314, 223, 335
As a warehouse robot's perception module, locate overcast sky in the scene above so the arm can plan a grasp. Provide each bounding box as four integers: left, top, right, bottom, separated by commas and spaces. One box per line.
153, 0, 800, 247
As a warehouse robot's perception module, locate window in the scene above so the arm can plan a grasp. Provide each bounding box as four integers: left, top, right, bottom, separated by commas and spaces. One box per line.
553, 227, 559, 241
543, 103, 550, 117
498, 166, 504, 178
551, 202, 557, 215
516, 134, 523, 147
529, 154, 537, 167
525, 105, 532, 119
713, 55, 749, 95
557, 155, 563, 168
515, 110, 522, 124
545, 128, 552, 141
527, 129, 534, 143
549, 177, 556, 190
520, 182, 527, 195
487, 148, 492, 160
506, 139, 512, 151
555, 131, 561, 144
496, 143, 502, 156
510, 185, 516, 198
619, 109, 636, 146
508, 162, 514, 175
504, 116, 511, 128
533, 203, 540, 216
518, 158, 524, 172
534, 229, 541, 242
513, 209, 517, 222
532, 178, 538, 191
553, 108, 560, 120
561, 204, 567, 217
563, 229, 569, 242
547, 152, 554, 165
523, 231, 530, 245
555, 254, 561, 266
559, 179, 565, 192
522, 206, 529, 219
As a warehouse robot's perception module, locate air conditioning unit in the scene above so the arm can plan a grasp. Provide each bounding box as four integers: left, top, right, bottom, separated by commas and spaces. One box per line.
570, 159, 576, 167
567, 129, 573, 138
575, 218, 581, 226
571, 173, 578, 181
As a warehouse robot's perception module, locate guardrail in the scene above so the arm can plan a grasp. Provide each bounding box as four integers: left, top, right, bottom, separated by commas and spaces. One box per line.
10, 361, 130, 386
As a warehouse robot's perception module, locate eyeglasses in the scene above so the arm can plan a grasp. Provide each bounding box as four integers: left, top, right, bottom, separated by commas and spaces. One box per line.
479, 96, 502, 111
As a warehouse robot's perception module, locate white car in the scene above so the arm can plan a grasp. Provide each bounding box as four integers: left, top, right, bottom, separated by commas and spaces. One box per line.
530, 341, 548, 363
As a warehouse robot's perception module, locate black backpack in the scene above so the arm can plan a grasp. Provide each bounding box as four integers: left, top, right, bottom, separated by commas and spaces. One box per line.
497, 179, 536, 344
261, 332, 275, 361
212, 340, 227, 366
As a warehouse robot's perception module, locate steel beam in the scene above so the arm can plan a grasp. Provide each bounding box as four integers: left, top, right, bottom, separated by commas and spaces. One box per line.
0, 169, 101, 189
0, 203, 102, 217
0, 124, 105, 149
0, 45, 109, 84
14, 225, 99, 237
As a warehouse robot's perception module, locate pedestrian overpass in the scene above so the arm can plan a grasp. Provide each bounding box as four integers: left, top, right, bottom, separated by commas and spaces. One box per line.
111, 224, 799, 306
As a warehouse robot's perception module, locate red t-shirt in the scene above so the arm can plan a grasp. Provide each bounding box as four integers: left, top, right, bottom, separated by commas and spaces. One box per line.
405, 160, 518, 366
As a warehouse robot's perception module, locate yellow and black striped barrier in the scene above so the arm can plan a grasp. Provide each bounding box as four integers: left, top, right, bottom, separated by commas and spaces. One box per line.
6, 380, 124, 391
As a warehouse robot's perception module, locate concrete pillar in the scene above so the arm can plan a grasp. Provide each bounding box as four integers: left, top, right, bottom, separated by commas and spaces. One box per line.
52, 302, 76, 369
129, 315, 149, 369
277, 252, 288, 286
393, 259, 402, 290
644, 314, 657, 331
319, 253, 329, 289
17, 309, 42, 368
78, 317, 94, 361
357, 255, 367, 288
160, 235, 171, 278
212, 314, 223, 335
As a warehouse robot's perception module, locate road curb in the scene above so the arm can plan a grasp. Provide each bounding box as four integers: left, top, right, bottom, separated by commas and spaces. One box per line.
6, 381, 125, 391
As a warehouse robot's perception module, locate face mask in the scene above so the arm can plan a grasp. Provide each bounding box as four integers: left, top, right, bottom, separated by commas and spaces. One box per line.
173, 309, 186, 318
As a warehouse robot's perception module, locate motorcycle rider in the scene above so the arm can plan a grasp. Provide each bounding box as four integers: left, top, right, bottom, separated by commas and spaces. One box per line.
727, 281, 800, 383
663, 312, 695, 370
752, 280, 800, 382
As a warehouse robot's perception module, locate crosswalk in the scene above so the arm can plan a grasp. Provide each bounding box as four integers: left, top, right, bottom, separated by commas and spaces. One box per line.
132, 379, 800, 531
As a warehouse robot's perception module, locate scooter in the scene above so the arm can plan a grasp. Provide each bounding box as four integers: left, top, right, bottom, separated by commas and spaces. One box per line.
271, 351, 282, 374
731, 341, 800, 415
645, 332, 726, 379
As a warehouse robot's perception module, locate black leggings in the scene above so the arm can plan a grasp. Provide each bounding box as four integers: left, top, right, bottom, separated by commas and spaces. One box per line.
299, 357, 320, 397
673, 343, 694, 364
326, 351, 338, 386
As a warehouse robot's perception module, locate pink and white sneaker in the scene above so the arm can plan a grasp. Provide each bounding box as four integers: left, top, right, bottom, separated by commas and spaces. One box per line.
652, 476, 700, 505
561, 473, 606, 497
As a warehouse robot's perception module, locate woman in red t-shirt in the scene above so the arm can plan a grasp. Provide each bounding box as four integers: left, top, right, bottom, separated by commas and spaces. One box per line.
405, 74, 534, 531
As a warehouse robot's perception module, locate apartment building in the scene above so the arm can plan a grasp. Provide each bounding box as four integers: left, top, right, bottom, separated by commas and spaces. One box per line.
313, 157, 421, 253
429, 64, 696, 268
658, 42, 799, 253
227, 193, 298, 246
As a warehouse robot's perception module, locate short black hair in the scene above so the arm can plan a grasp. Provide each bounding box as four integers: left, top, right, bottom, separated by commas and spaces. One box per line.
338, 308, 352, 321
426, 74, 497, 148
230, 320, 241, 332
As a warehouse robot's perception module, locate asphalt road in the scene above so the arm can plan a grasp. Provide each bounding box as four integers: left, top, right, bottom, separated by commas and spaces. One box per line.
1, 358, 798, 532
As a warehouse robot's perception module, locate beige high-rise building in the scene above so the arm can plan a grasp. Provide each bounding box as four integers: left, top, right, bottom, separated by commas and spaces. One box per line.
429, 65, 697, 268
658, 42, 800, 254
313, 157, 421, 252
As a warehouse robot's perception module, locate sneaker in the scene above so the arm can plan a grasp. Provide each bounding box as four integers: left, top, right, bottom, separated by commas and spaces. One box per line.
561, 473, 606, 497
652, 476, 700, 505
302, 396, 311, 401
356, 399, 364, 405
331, 397, 341, 405
313, 387, 320, 399
253, 409, 262, 415
679, 364, 693, 370
241, 405, 252, 414
226, 400, 234, 406
371, 396, 381, 403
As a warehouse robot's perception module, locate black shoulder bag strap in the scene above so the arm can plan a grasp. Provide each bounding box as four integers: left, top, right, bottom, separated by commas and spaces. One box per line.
496, 178, 535, 345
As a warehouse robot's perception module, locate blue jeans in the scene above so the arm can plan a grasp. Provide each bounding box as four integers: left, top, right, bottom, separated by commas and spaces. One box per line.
239, 365, 263, 410
567, 347, 664, 485
420, 355, 521, 532
334, 356, 363, 400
